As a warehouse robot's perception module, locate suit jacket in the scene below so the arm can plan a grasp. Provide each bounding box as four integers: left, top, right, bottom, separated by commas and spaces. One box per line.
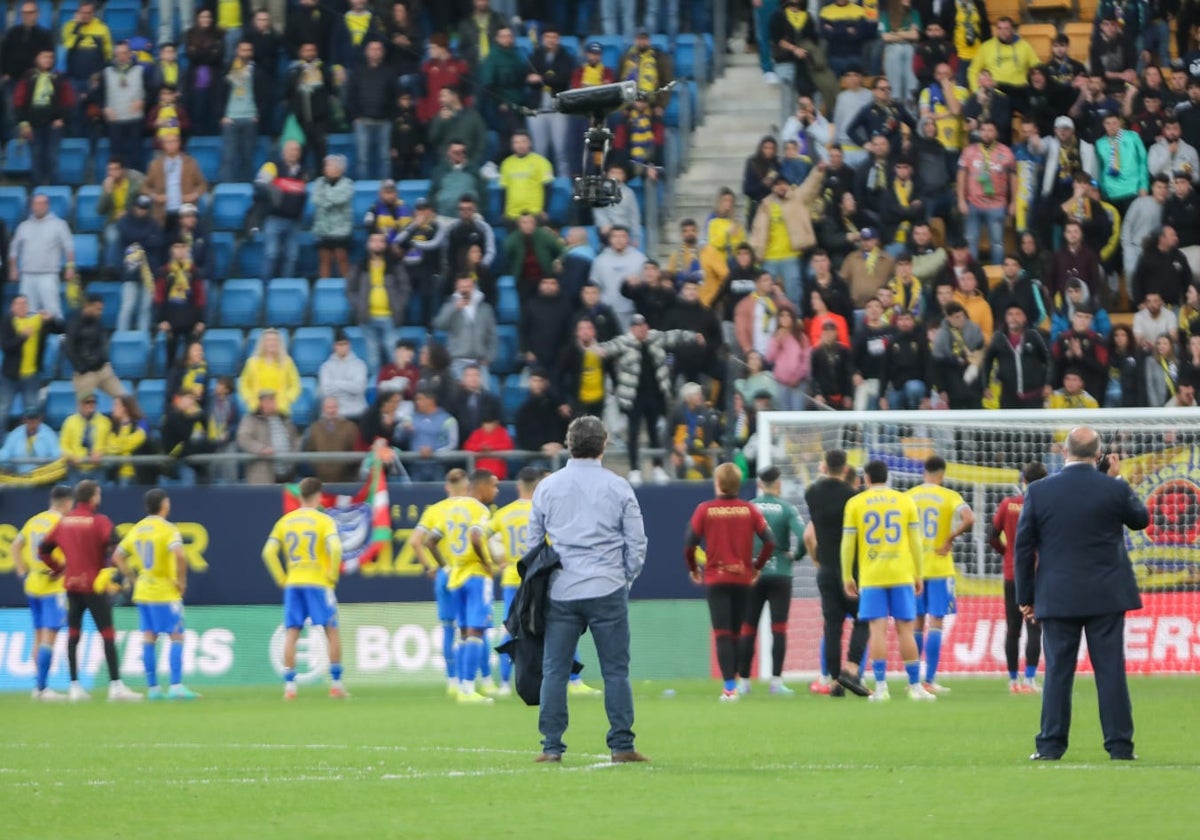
1014, 463, 1148, 619
141, 154, 208, 226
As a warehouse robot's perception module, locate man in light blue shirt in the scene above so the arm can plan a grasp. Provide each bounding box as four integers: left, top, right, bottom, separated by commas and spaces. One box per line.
0, 408, 61, 475
528, 416, 648, 764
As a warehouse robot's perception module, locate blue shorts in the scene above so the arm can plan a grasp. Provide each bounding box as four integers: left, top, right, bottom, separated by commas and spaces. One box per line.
916, 577, 956, 618
28, 594, 66, 631
284, 586, 339, 629
138, 602, 185, 635
858, 585, 918, 622
452, 576, 493, 630
434, 567, 455, 623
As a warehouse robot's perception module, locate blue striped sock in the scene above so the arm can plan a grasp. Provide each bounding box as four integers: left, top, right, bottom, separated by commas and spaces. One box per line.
925, 629, 943, 683
143, 641, 158, 688
168, 641, 183, 686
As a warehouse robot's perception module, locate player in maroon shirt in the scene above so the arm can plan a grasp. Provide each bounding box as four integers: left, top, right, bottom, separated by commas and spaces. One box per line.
988, 462, 1047, 696
685, 463, 775, 702
39, 480, 140, 702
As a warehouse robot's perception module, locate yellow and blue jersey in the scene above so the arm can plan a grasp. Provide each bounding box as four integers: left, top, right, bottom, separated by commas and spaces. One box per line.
905, 483, 968, 580
433, 497, 492, 590
841, 487, 923, 588
119, 516, 184, 604
18, 511, 64, 597
491, 499, 532, 588
264, 508, 342, 589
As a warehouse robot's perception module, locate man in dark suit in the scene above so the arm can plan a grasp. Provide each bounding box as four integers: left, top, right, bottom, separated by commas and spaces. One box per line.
1014, 426, 1149, 761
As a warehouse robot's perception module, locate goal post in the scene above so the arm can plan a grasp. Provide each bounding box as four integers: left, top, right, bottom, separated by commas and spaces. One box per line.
754, 408, 1200, 677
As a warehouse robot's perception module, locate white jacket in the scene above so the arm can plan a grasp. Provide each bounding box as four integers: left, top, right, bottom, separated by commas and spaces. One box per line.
1038, 136, 1098, 197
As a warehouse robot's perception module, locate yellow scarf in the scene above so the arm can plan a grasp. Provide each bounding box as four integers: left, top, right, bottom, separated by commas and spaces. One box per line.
168, 260, 193, 301
865, 248, 879, 273
345, 10, 373, 46
785, 7, 809, 32
627, 49, 658, 94
894, 180, 912, 243
32, 72, 54, 107
475, 14, 491, 59
756, 293, 777, 332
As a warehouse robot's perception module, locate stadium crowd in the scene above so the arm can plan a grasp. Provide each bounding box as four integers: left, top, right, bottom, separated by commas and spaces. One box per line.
1, 0, 1199, 488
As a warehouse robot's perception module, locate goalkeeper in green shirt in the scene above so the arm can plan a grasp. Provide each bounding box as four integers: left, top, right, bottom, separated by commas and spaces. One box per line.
737, 466, 806, 695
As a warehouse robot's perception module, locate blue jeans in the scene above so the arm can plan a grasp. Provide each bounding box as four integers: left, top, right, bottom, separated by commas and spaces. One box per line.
539, 586, 635, 756
118, 280, 153, 332
0, 375, 40, 426
363, 317, 397, 372
642, 0, 679, 38
261, 216, 301, 282
763, 257, 801, 306
886, 379, 927, 410
777, 382, 809, 411
103, 223, 123, 270
601, 0, 636, 35
354, 119, 392, 181
755, 0, 780, 73
964, 205, 1007, 266
220, 119, 258, 182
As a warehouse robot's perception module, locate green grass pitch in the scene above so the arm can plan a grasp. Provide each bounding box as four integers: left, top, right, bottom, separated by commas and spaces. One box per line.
3, 678, 1197, 839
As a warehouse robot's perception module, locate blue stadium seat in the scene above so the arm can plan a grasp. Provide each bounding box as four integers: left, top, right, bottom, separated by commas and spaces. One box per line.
59, 139, 90, 185
650, 34, 671, 54
187, 137, 223, 183
396, 326, 427, 350
341, 326, 370, 371
211, 183, 254, 231
265, 277, 310, 327
210, 231, 235, 280
202, 329, 245, 377
488, 373, 502, 394
235, 240, 264, 279
219, 279, 264, 327
43, 334, 62, 378
44, 381, 77, 427
0, 186, 28, 228
91, 137, 110, 174
253, 137, 274, 171
497, 278, 519, 324
548, 176, 572, 224
291, 377, 317, 426
35, 0, 53, 29
311, 277, 350, 326
136, 380, 167, 427
73, 234, 101, 272
559, 36, 581, 57
295, 231, 318, 277
109, 331, 152, 379
501, 375, 527, 420
491, 226, 507, 274
2, 140, 31, 178
151, 332, 169, 376
36, 185, 72, 221
405, 296, 424, 325
492, 324, 520, 375
85, 281, 122, 329
106, 6, 141, 42
353, 181, 382, 223
591, 35, 624, 71
398, 179, 430, 209
485, 182, 503, 225
292, 326, 334, 376
56, 0, 80, 26
74, 185, 105, 232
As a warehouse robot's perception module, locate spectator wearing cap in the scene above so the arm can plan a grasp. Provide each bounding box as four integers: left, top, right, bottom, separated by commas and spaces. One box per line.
0, 408, 60, 475
1133, 226, 1192, 309
1039, 116, 1098, 210
237, 388, 301, 485
819, 0, 877, 80
515, 367, 569, 463
219, 40, 261, 184
115, 194, 166, 333
749, 166, 824, 305
571, 40, 616, 92
1121, 175, 1170, 284
347, 231, 412, 371
318, 330, 369, 420
429, 84, 488, 169
393, 199, 448, 323
592, 164, 643, 249
347, 39, 399, 180
526, 26, 576, 178
1130, 88, 1169, 148
445, 193, 496, 282
142, 133, 207, 236
931, 301, 985, 408
66, 296, 125, 401
1051, 303, 1109, 401
590, 225, 647, 330
430, 141, 486, 219
1148, 117, 1198, 186
574, 279, 623, 342
841, 227, 896, 309
1094, 113, 1147, 220
981, 303, 1051, 409
0, 294, 61, 427
101, 42, 147, 173
311, 155, 355, 281
619, 28, 672, 109
99, 159, 148, 272
434, 276, 498, 383
879, 158, 924, 259
60, 391, 111, 480
155, 240, 207, 367
956, 119, 1015, 267
463, 406, 514, 478
304, 396, 361, 483
177, 202, 216, 281
504, 212, 564, 302
1050, 277, 1111, 341
1165, 172, 1200, 280
285, 42, 335, 169
521, 276, 574, 372
8, 194, 74, 320
848, 76, 914, 157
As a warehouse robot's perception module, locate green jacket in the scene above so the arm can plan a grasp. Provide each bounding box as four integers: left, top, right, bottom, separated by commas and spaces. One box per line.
429, 107, 488, 169
479, 45, 529, 108
753, 493, 805, 577
503, 226, 563, 287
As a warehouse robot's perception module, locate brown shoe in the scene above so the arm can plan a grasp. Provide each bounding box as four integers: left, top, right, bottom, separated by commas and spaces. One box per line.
534, 752, 562, 763
611, 751, 650, 764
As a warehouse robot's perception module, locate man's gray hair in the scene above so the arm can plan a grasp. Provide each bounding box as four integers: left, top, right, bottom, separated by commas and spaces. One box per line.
566, 416, 607, 459
680, 382, 703, 401
1066, 426, 1100, 460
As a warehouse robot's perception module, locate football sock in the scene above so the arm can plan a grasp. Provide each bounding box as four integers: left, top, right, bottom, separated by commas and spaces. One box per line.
872, 659, 887, 685
904, 660, 921, 686
169, 641, 183, 686
925, 629, 943, 683
723, 679, 736, 692
36, 644, 53, 691
143, 641, 158, 688
441, 622, 456, 680
462, 637, 484, 689
479, 637, 492, 679
818, 635, 828, 678
330, 663, 343, 684
914, 630, 924, 660
499, 632, 513, 683
1024, 665, 1037, 681
1008, 670, 1019, 681
284, 669, 296, 685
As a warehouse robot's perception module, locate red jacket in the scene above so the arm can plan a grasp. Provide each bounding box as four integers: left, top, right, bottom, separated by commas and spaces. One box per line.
39, 503, 115, 594
462, 424, 514, 479
685, 498, 774, 586
419, 57, 470, 123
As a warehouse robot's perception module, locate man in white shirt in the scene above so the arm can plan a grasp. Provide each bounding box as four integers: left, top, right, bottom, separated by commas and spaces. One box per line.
1132, 291, 1178, 350
589, 225, 647, 330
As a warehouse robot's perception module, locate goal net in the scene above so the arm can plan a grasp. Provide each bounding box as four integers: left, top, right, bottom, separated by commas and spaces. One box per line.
754, 408, 1200, 677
